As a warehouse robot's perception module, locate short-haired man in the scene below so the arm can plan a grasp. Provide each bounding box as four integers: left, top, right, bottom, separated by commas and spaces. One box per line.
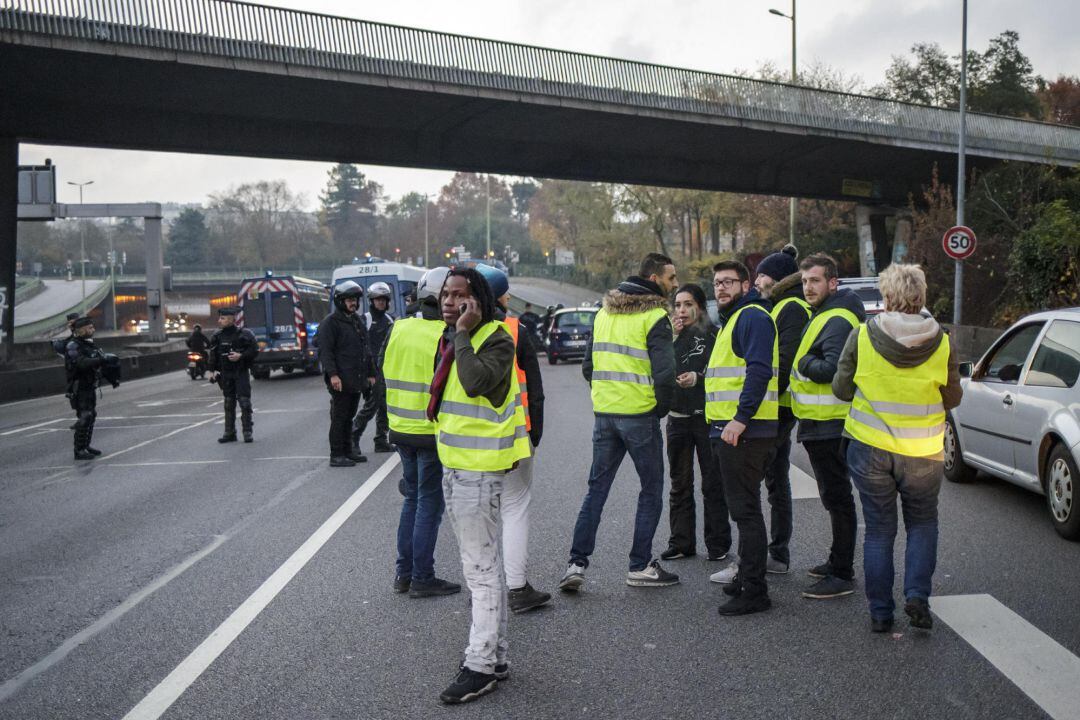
790, 253, 865, 599
560, 252, 679, 591
705, 261, 779, 615
754, 245, 810, 574
208, 307, 259, 444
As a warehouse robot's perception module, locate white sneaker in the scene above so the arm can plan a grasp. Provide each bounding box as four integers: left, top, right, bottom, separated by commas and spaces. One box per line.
558, 563, 585, 592
709, 561, 739, 585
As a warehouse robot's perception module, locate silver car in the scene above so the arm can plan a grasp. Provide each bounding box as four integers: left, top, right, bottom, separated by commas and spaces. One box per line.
945, 308, 1080, 540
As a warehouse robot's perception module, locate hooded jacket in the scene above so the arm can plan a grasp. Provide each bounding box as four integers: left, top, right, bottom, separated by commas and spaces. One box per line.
316, 309, 372, 394
832, 312, 963, 458
582, 276, 676, 418
769, 271, 811, 410
708, 287, 777, 440
795, 287, 866, 442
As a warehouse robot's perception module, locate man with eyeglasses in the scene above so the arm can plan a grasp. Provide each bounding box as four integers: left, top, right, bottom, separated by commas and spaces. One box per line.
704, 261, 780, 616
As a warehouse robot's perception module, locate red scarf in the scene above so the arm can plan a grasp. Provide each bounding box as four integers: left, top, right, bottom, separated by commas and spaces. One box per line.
426, 335, 456, 421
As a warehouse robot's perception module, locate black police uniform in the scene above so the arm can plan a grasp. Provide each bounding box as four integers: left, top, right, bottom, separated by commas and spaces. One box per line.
352, 307, 394, 452
208, 317, 258, 442
66, 334, 117, 458
315, 302, 372, 463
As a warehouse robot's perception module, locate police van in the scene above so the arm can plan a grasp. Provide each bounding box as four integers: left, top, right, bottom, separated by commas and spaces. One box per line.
331, 258, 426, 317
236, 273, 330, 379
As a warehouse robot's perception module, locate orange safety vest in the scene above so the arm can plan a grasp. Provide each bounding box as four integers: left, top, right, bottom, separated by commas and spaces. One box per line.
504, 316, 532, 432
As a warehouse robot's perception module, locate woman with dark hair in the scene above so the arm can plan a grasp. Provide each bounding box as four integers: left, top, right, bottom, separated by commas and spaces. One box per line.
428, 266, 530, 705
660, 283, 732, 562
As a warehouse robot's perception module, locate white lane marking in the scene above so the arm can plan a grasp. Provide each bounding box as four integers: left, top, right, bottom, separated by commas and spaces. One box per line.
39, 417, 220, 486
0, 419, 64, 436
0, 536, 228, 704
25, 428, 64, 437
205, 400, 219, 408
254, 456, 330, 460
122, 453, 401, 720
94, 423, 194, 429
790, 464, 820, 499
97, 414, 218, 420
106, 461, 228, 468
136, 398, 222, 407
933, 594, 1080, 720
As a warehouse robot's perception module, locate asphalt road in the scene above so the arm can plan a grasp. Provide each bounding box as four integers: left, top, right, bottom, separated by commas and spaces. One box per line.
14, 279, 104, 326
1, 361, 1079, 719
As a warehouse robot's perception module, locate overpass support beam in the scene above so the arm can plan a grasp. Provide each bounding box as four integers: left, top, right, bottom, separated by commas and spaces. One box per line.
0, 138, 16, 363
145, 217, 166, 343
856, 204, 899, 277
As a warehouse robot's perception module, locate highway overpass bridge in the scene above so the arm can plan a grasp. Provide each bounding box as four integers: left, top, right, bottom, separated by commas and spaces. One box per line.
3, 0, 1080, 356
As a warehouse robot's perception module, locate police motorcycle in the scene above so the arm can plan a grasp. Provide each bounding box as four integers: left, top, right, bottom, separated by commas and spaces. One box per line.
187, 350, 207, 380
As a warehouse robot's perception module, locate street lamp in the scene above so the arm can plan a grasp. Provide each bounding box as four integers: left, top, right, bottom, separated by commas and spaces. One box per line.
67, 180, 93, 301
769, 2, 797, 247
423, 193, 430, 268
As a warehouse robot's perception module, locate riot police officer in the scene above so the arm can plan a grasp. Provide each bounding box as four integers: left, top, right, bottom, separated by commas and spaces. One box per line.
208, 307, 258, 443
316, 281, 374, 467
352, 280, 395, 454
66, 316, 119, 460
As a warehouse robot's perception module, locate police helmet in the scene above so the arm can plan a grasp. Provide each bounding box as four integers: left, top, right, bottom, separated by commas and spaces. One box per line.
474, 263, 510, 300
333, 280, 364, 310
367, 281, 392, 300
417, 267, 450, 303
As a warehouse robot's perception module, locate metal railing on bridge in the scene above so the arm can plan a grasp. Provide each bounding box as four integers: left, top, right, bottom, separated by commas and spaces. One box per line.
2, 0, 1079, 164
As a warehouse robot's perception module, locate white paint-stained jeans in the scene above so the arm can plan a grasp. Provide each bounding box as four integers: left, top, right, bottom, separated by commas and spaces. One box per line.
443, 467, 508, 674
501, 443, 534, 590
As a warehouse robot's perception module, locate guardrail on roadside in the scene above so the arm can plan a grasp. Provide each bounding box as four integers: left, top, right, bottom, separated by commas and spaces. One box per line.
13, 280, 112, 342
13, 277, 44, 304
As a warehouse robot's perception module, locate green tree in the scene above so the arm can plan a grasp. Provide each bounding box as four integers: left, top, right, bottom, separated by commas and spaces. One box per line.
1007, 200, 1080, 310
166, 208, 209, 267
318, 163, 382, 259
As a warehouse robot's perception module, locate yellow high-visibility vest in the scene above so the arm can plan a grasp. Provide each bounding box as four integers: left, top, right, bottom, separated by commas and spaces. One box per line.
770, 296, 811, 408
436, 321, 531, 471
790, 307, 859, 421
704, 304, 779, 422
590, 306, 668, 414
382, 316, 443, 437
844, 327, 950, 457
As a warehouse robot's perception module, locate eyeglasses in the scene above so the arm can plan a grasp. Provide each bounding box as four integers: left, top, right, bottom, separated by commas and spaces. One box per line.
713, 278, 742, 289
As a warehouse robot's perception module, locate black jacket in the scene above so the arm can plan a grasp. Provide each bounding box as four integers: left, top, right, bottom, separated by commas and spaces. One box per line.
186, 330, 209, 353
795, 288, 866, 442
671, 320, 716, 416
363, 308, 394, 371
65, 337, 103, 392
582, 276, 676, 418
710, 288, 777, 440
316, 310, 372, 394
497, 309, 545, 447
207, 325, 258, 375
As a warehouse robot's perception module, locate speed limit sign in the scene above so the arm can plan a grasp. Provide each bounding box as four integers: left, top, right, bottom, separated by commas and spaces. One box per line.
942, 225, 977, 260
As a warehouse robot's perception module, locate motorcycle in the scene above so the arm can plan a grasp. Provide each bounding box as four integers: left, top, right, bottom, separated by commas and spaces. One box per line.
187, 350, 207, 380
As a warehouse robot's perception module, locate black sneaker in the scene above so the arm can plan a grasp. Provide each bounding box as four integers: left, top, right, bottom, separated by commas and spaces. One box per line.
74, 449, 96, 460
329, 455, 356, 467
86, 447, 103, 456
626, 559, 679, 587
801, 575, 855, 600
347, 451, 369, 463
439, 667, 497, 704
905, 598, 933, 630
508, 582, 551, 613
723, 573, 742, 597
707, 550, 730, 562
871, 617, 894, 633
717, 593, 771, 616
243, 431, 253, 443
660, 547, 695, 561
494, 663, 509, 681
409, 577, 461, 598
807, 562, 831, 579
373, 439, 395, 453
393, 575, 410, 593
218, 433, 238, 444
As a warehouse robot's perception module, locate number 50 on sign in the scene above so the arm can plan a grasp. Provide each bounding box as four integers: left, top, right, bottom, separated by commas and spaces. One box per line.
942, 225, 977, 260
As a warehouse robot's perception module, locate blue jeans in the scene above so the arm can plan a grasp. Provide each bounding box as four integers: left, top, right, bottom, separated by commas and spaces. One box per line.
847, 439, 943, 620
570, 415, 665, 572
395, 444, 445, 583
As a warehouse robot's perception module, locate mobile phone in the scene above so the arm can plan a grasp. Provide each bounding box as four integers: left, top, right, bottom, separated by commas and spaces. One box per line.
459, 304, 468, 315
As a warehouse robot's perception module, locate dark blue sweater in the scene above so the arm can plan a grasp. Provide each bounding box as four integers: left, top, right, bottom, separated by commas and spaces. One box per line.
709, 289, 778, 441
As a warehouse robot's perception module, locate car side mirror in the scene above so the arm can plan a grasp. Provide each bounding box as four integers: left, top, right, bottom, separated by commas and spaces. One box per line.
959, 362, 973, 378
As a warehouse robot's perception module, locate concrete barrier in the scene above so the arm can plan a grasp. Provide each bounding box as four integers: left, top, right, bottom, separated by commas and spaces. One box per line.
942, 323, 1002, 362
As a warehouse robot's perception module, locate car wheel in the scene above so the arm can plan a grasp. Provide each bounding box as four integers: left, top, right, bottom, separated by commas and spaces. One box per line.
547, 353, 558, 365
943, 415, 977, 484
1045, 444, 1080, 541
282, 366, 295, 374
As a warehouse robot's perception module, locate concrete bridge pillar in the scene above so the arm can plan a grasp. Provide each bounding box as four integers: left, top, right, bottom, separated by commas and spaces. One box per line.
856, 204, 912, 276
145, 217, 166, 343
0, 138, 16, 363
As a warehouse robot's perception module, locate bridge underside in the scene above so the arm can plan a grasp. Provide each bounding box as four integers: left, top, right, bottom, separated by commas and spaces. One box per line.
0, 40, 1000, 205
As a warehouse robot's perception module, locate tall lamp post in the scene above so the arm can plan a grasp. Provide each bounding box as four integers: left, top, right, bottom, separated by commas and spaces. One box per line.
67, 179, 93, 301
423, 193, 430, 268
954, 0, 968, 325
769, 2, 797, 247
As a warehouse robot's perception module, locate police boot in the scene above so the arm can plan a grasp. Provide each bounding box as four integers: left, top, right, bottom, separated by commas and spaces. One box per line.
85, 425, 102, 456
219, 399, 238, 443
350, 427, 362, 455
373, 435, 394, 453
74, 426, 95, 460
240, 400, 254, 443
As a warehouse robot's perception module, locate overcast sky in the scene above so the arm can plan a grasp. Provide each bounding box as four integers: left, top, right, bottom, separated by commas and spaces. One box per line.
20, 0, 1080, 210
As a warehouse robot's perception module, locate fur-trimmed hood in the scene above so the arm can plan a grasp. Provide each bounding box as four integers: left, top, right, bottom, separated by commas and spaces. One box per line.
602, 277, 670, 315
769, 271, 804, 301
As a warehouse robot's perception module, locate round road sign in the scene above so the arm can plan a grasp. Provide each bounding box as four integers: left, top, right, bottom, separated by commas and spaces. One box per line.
942, 225, 977, 260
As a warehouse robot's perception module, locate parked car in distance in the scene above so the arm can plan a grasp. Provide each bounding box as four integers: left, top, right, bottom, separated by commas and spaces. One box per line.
838, 277, 886, 316
945, 308, 1080, 539
545, 307, 597, 364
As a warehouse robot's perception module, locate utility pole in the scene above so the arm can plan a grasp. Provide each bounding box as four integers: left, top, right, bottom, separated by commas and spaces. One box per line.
769, 1, 797, 247
485, 175, 492, 261
68, 179, 93, 301
954, 0, 968, 325
423, 193, 430, 268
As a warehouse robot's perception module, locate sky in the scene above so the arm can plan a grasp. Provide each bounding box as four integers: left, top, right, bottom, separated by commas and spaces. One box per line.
19, 0, 1080, 210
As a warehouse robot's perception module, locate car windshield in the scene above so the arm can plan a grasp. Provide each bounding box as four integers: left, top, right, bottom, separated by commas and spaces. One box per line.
555, 311, 596, 329
849, 286, 882, 302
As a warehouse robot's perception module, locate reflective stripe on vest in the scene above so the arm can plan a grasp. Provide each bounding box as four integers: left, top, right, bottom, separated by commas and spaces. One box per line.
843, 327, 950, 457
436, 321, 531, 471
590, 306, 668, 415
704, 304, 780, 422
790, 307, 859, 420
504, 316, 531, 432
382, 317, 443, 436
770, 296, 812, 408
